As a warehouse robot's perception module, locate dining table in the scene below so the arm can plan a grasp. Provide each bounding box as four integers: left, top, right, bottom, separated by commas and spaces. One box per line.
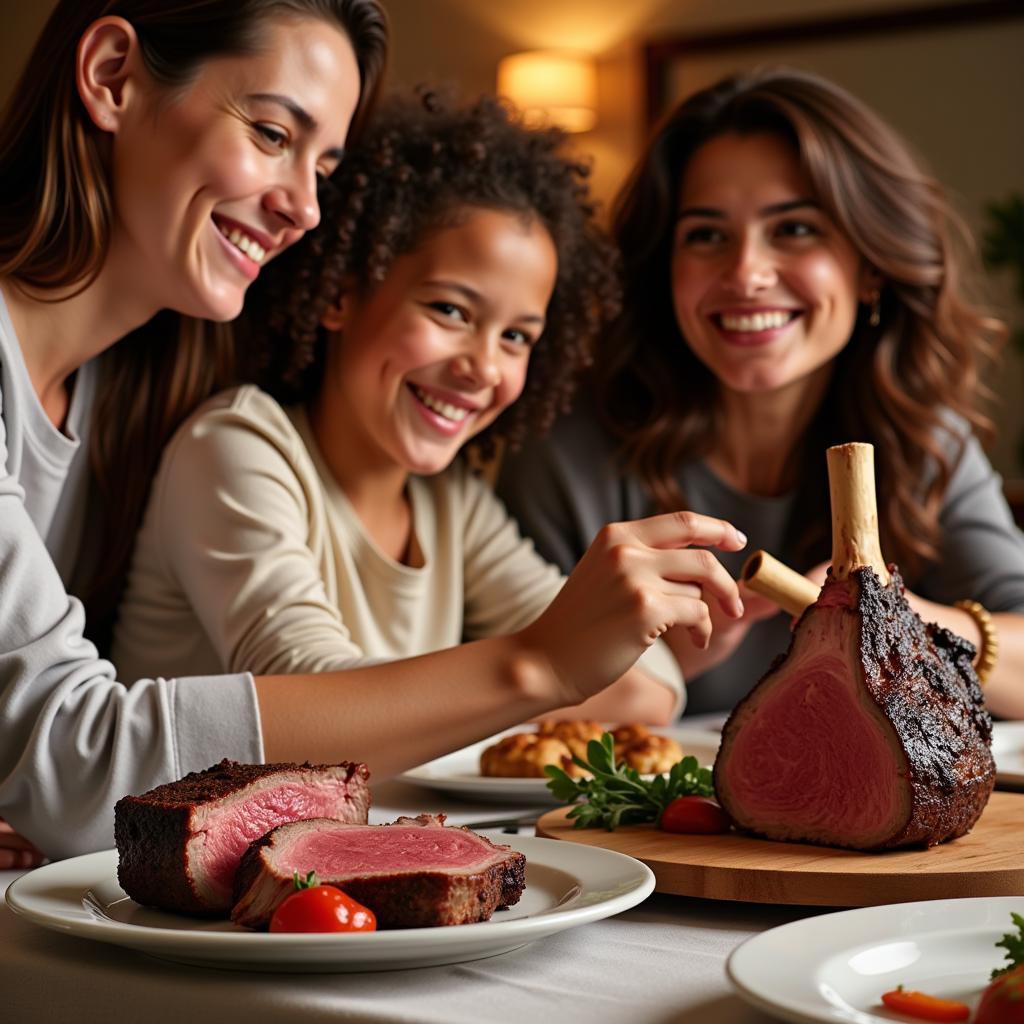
0, 770, 822, 1024
8, 707, 1022, 1024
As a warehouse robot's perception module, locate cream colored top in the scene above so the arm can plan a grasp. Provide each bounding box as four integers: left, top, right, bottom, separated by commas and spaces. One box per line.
112, 385, 683, 709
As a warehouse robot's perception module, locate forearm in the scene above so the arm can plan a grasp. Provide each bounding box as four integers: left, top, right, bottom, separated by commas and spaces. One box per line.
254, 633, 566, 776
537, 669, 677, 726
909, 598, 1024, 719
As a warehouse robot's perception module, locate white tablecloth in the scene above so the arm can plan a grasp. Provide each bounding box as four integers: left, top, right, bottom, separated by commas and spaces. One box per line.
0, 778, 814, 1024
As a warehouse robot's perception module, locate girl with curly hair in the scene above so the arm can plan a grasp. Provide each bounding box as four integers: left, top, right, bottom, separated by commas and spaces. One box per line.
113, 91, 747, 750
0, 0, 387, 864
498, 68, 1024, 719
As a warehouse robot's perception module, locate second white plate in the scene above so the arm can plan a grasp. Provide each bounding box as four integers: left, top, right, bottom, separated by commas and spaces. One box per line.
728, 895, 1024, 1023
396, 721, 724, 804
6, 836, 655, 973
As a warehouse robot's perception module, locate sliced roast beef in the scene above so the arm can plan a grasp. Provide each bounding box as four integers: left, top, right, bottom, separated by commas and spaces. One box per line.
717, 443, 994, 851
115, 759, 370, 914
231, 813, 526, 930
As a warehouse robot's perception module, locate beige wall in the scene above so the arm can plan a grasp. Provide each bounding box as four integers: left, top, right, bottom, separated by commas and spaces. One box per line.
4, 0, 1023, 474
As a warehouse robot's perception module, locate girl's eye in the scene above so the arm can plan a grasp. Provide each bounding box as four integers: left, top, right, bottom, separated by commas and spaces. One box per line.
502, 328, 535, 348
429, 301, 468, 323
254, 123, 288, 150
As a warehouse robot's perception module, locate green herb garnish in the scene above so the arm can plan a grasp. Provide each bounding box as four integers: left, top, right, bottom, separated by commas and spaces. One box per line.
991, 912, 1024, 979
544, 731, 713, 830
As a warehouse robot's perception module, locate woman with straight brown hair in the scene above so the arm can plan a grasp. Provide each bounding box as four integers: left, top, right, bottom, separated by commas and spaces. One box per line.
1, 3, 745, 864
498, 67, 1024, 719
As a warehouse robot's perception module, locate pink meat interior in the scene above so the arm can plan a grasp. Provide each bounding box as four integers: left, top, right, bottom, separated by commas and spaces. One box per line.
280, 826, 489, 876
187, 777, 358, 903
718, 597, 908, 846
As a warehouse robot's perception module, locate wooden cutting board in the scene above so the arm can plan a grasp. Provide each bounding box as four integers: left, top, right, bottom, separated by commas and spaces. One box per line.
536, 791, 1024, 907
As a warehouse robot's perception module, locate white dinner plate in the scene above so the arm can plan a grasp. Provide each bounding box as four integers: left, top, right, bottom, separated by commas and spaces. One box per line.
396, 721, 724, 804
728, 895, 1024, 1023
992, 720, 1024, 787
5, 835, 654, 973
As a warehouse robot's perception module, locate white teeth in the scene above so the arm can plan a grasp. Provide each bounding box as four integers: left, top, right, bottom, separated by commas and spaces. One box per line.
413, 386, 470, 422
720, 310, 794, 332
217, 222, 266, 264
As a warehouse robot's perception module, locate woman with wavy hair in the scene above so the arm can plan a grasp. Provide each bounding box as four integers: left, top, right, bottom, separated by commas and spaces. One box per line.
0, 0, 388, 863
111, 90, 746, 761
498, 67, 1024, 719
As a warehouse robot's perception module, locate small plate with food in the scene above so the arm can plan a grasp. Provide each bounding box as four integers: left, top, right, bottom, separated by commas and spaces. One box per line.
727, 895, 1024, 1023
6, 833, 654, 973
397, 721, 719, 804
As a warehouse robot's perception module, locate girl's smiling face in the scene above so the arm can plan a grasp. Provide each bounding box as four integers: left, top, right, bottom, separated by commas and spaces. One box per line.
319, 206, 558, 480
670, 131, 875, 397
107, 15, 360, 322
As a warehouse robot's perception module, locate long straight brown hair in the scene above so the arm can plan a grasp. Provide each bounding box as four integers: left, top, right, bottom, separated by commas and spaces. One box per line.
0, 0, 388, 651
598, 67, 1004, 583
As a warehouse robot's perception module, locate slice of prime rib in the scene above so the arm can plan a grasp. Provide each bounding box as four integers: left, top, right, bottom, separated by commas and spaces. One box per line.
115, 759, 370, 914
719, 443, 994, 851
231, 813, 526, 930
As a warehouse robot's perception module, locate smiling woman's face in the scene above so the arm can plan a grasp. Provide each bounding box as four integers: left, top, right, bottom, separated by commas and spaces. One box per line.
108, 15, 360, 322
670, 131, 872, 397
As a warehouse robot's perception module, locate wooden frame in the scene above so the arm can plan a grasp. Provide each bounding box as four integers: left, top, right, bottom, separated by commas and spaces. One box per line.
643, 0, 1024, 127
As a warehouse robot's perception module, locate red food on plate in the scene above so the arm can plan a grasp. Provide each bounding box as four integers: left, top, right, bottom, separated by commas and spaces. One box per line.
879, 987, 969, 1021
269, 872, 376, 934
975, 964, 1024, 1024
659, 796, 730, 834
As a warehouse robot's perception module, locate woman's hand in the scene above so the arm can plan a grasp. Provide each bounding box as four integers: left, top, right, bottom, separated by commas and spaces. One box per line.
0, 819, 44, 870
519, 512, 747, 706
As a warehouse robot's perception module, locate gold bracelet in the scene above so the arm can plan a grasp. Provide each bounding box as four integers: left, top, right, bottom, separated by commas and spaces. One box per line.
954, 599, 999, 685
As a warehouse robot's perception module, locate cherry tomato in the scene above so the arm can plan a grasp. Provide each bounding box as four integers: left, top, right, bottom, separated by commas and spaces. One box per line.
879, 988, 969, 1022
269, 884, 377, 934
659, 796, 731, 834
975, 965, 1024, 1024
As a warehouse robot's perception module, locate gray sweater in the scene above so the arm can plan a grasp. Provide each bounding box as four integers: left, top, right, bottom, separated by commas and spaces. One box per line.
0, 291, 262, 859
496, 392, 1024, 716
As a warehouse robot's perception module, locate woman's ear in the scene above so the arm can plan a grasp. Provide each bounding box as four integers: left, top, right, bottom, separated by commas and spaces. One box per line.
76, 17, 143, 133
858, 264, 884, 303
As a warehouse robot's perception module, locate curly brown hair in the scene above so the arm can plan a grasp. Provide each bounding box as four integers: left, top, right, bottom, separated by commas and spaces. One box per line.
597, 67, 1005, 583
248, 89, 621, 455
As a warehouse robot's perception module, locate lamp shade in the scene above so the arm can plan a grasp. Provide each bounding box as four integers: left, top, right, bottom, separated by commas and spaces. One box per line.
497, 50, 597, 133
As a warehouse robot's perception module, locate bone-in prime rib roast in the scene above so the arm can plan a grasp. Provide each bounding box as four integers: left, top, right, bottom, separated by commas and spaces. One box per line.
718, 443, 995, 851
115, 759, 371, 914
231, 814, 526, 930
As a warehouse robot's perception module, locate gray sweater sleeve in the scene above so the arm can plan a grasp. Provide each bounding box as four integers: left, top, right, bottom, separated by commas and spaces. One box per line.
0, 406, 263, 861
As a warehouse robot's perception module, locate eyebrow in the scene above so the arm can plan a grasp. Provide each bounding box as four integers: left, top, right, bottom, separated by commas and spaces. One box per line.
676, 198, 820, 221
426, 280, 547, 323
246, 92, 347, 162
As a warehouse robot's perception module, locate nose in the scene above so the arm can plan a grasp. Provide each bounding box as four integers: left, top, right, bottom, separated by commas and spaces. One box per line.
724, 233, 777, 295
262, 167, 321, 234
451, 336, 502, 389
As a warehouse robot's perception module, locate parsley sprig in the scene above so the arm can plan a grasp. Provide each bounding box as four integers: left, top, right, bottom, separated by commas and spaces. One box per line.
991, 911, 1024, 979
544, 731, 714, 830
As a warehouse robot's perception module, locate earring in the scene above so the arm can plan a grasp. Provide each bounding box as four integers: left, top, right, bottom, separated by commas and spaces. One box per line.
868, 290, 881, 328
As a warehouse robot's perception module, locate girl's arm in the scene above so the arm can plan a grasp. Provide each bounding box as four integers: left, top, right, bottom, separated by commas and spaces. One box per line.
255, 511, 746, 772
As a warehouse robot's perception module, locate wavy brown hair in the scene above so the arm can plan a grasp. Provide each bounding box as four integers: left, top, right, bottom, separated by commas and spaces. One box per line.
0, 0, 388, 650
248, 89, 621, 457
598, 67, 1004, 583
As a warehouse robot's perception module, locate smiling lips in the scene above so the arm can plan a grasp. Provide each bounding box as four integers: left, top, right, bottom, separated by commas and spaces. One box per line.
213, 215, 272, 269
409, 383, 478, 435
712, 308, 801, 345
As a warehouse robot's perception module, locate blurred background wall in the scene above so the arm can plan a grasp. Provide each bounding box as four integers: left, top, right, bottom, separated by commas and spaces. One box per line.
2, 0, 1023, 479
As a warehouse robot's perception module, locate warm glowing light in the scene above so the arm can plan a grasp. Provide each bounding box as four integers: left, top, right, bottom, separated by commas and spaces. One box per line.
497, 50, 597, 133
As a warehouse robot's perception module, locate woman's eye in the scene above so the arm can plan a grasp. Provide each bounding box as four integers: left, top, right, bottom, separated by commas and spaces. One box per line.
775, 219, 820, 239
680, 225, 726, 246
254, 124, 288, 149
